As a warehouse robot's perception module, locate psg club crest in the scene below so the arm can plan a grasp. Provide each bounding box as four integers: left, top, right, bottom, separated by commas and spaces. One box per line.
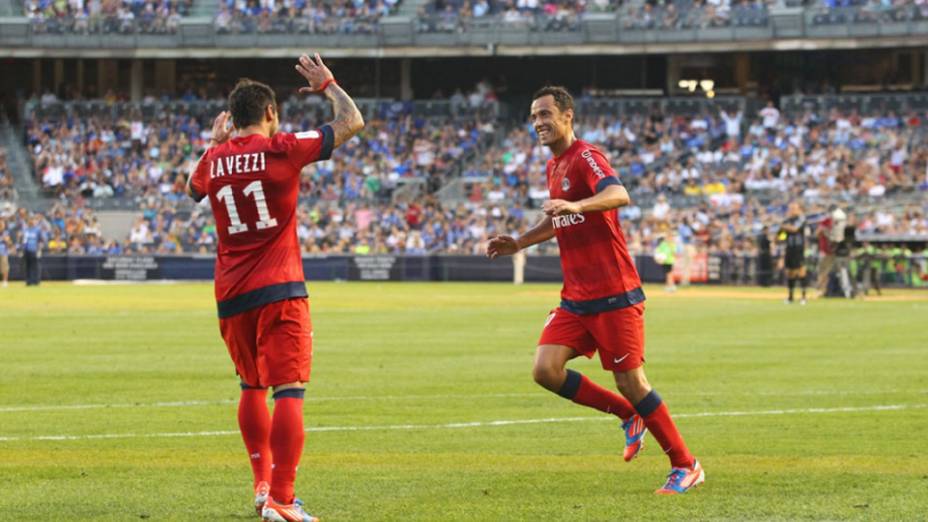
561, 177, 570, 192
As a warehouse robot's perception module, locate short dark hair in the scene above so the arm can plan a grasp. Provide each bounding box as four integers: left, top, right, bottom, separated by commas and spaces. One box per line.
532, 85, 574, 114
228, 78, 277, 129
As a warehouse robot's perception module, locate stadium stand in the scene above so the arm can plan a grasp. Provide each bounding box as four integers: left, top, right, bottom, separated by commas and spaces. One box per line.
620, 0, 770, 30
811, 0, 928, 26
214, 0, 400, 34
417, 0, 611, 33
24, 0, 191, 34
4, 92, 926, 274
21, 95, 497, 208
0, 147, 15, 203
3, 0, 928, 49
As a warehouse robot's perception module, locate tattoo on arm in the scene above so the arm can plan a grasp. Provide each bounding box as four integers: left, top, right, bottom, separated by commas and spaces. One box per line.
324, 84, 365, 148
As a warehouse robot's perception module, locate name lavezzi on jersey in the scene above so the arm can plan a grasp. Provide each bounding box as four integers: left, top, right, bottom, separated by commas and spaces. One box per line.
552, 213, 586, 229
210, 152, 267, 178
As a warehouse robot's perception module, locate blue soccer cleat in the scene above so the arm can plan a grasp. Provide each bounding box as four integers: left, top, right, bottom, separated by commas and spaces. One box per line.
621, 414, 647, 462
655, 459, 705, 495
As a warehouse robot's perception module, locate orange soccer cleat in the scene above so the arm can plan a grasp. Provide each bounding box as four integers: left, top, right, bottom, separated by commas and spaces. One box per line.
261, 497, 320, 522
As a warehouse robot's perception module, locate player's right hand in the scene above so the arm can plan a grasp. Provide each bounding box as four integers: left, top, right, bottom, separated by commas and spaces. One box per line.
296, 53, 335, 93
486, 235, 519, 259
209, 111, 233, 145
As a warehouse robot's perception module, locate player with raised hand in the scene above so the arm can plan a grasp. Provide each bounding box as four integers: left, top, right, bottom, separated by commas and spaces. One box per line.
187, 53, 363, 522
487, 86, 704, 495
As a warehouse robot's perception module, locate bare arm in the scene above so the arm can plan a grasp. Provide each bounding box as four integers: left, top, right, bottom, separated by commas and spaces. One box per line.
295, 53, 364, 149
516, 216, 556, 250
486, 217, 555, 259
542, 184, 630, 216
321, 82, 365, 149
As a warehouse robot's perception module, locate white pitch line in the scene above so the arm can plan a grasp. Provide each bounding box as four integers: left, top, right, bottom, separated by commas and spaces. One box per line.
0, 393, 541, 413
0, 403, 923, 443
0, 400, 237, 413
2, 389, 925, 414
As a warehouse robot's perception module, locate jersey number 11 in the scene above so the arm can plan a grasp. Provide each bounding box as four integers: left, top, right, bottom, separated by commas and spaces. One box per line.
215, 181, 278, 235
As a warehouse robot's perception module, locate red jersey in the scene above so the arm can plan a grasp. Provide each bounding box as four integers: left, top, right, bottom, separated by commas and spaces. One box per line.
190, 126, 333, 317
546, 139, 644, 314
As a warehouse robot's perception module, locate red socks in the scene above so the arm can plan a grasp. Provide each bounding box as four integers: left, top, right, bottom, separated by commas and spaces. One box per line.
238, 387, 272, 487
635, 390, 695, 469
557, 369, 635, 420
269, 388, 306, 504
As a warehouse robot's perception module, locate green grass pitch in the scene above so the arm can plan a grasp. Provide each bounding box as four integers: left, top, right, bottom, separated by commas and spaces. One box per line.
1, 282, 926, 521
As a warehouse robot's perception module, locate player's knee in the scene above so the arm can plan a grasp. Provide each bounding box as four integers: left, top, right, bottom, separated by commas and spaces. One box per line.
272, 381, 305, 393
532, 362, 562, 391
614, 370, 650, 401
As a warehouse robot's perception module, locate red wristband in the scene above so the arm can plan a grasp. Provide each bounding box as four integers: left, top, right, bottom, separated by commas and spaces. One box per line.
317, 78, 337, 93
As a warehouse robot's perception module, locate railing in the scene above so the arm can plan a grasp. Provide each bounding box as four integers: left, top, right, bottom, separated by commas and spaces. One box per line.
215, 12, 386, 35
25, 14, 184, 35
809, 4, 928, 25
418, 11, 584, 33
619, 4, 769, 30
24, 98, 227, 121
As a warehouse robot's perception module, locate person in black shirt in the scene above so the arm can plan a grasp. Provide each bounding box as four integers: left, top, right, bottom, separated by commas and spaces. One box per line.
756, 225, 772, 287
779, 202, 808, 304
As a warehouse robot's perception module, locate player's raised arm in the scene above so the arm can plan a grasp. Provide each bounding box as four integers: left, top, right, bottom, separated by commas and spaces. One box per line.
295, 53, 364, 148
486, 217, 555, 259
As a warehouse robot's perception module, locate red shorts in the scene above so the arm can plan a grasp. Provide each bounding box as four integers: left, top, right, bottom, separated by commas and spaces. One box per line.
538, 303, 645, 372
219, 297, 313, 388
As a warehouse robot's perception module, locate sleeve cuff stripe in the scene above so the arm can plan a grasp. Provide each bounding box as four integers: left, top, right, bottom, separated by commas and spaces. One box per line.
319, 124, 335, 161
595, 176, 622, 193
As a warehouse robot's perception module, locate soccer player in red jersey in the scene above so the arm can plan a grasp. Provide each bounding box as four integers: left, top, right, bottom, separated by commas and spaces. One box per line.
487, 86, 704, 495
187, 54, 364, 521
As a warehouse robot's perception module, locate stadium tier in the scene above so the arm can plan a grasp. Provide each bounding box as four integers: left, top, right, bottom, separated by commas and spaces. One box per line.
1, 92, 925, 287
3, 0, 928, 53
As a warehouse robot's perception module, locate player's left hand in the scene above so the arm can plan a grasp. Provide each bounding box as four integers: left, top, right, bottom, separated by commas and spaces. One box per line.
543, 199, 582, 216
209, 111, 233, 146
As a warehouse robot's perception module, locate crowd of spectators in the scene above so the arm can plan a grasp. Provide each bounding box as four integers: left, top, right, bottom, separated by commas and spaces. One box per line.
418, 0, 622, 33
19, 0, 928, 37
0, 149, 16, 203
1, 192, 924, 263
0, 195, 531, 255
461, 97, 928, 255
417, 0, 770, 33
466, 100, 928, 209
214, 0, 399, 34
11, 91, 928, 265
621, 0, 770, 30
25, 0, 190, 34
23, 94, 493, 206
812, 0, 928, 25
